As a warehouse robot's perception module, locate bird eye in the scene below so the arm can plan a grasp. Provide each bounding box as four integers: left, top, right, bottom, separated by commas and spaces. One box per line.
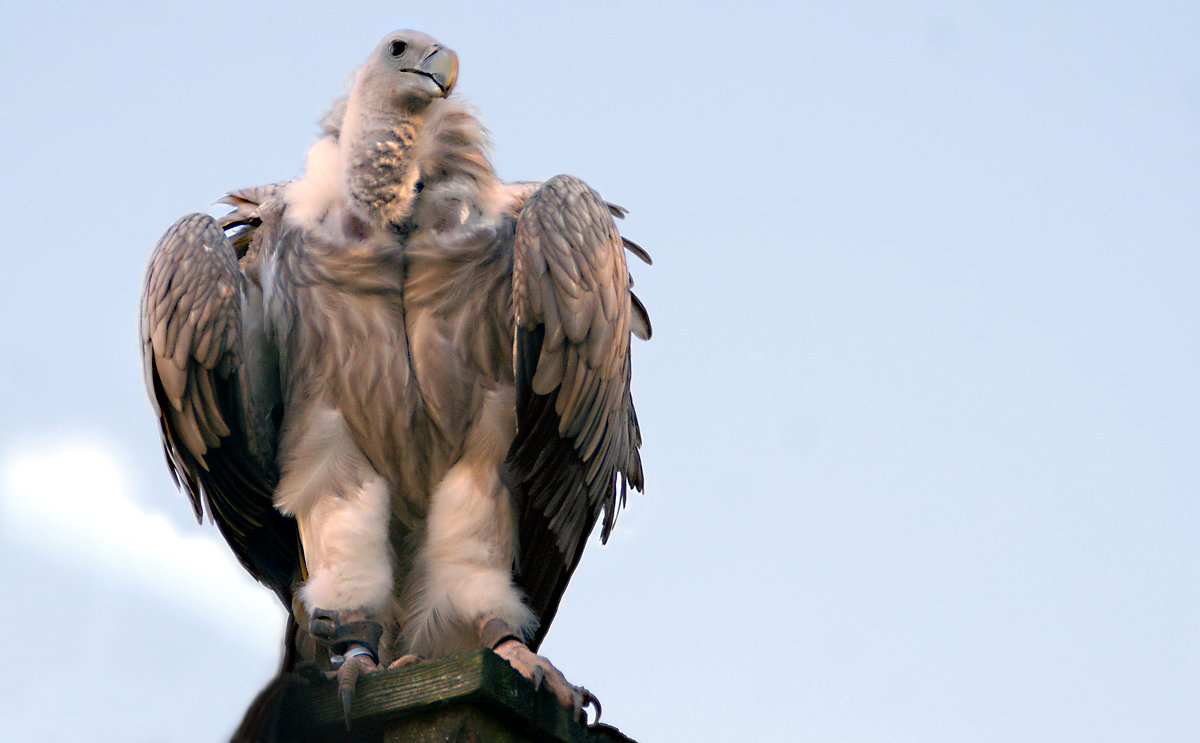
390, 40, 407, 57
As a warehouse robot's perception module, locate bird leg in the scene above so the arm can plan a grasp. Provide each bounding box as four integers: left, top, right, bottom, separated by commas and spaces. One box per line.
477, 617, 601, 724
308, 608, 384, 729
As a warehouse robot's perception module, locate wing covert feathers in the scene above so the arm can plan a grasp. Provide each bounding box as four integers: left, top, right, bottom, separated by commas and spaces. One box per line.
505, 175, 647, 649
141, 213, 298, 603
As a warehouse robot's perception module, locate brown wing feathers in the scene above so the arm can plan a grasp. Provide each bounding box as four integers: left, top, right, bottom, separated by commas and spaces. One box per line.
504, 175, 647, 649
142, 213, 298, 604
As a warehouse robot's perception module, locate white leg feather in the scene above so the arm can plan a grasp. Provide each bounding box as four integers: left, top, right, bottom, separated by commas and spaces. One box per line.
275, 407, 395, 615
400, 460, 534, 656
297, 474, 394, 614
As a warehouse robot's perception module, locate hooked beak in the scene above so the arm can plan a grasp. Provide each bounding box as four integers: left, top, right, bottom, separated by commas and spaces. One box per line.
403, 45, 458, 98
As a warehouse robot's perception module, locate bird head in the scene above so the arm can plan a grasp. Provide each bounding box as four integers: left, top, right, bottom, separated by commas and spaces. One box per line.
354, 30, 459, 112
337, 31, 464, 232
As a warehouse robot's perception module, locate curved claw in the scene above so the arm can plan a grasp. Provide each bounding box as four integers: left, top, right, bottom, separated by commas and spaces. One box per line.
491, 638, 599, 725
336, 649, 377, 730
386, 654, 424, 669
579, 687, 602, 726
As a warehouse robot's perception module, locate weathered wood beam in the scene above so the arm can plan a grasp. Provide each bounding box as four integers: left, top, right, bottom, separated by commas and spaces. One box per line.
274, 649, 635, 743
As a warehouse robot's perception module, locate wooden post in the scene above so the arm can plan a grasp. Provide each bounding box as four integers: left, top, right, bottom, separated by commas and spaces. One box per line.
273, 649, 636, 742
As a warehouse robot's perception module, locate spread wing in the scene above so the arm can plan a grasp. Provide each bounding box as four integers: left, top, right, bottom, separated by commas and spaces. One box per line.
140, 210, 299, 604
504, 175, 651, 650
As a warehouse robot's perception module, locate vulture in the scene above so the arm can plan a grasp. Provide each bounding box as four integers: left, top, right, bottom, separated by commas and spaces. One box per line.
140, 29, 650, 733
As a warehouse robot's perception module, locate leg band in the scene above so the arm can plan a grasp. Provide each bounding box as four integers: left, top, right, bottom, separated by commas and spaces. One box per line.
479, 617, 523, 651
309, 608, 384, 661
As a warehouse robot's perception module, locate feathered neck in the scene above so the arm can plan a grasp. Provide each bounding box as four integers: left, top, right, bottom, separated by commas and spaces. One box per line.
284, 96, 502, 235
409, 100, 500, 203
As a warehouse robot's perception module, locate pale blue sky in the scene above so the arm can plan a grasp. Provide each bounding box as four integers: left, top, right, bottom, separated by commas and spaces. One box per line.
1, 2, 1196, 741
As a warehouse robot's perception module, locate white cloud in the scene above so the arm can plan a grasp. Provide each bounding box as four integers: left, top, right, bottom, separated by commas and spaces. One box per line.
0, 435, 284, 646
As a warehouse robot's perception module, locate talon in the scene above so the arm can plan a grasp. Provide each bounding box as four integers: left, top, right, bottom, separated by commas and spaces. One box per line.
304, 608, 385, 728
489, 632, 596, 724
580, 687, 602, 725
335, 646, 377, 730
387, 653, 424, 669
